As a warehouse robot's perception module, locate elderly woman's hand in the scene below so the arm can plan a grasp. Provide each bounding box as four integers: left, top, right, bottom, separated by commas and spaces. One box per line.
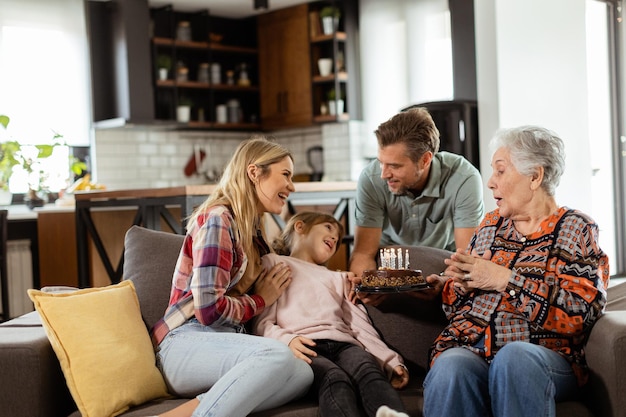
407, 273, 447, 300
445, 249, 511, 293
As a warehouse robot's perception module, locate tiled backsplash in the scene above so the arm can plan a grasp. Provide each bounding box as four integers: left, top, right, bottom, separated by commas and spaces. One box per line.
92, 121, 371, 190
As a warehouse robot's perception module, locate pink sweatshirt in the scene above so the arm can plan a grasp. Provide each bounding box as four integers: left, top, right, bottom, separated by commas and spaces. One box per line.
253, 253, 404, 376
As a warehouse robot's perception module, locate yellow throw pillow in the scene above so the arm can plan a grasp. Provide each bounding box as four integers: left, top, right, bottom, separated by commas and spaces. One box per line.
28, 280, 168, 417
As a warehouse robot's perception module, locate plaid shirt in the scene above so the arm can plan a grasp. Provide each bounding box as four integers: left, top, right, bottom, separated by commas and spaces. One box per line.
151, 205, 265, 346
429, 207, 609, 385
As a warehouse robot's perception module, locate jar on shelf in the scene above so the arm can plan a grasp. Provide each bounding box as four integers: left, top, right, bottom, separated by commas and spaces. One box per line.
227, 99, 241, 123
237, 63, 250, 87
177, 21, 191, 41
216, 104, 227, 123
211, 63, 221, 84
198, 63, 210, 83
226, 70, 235, 85
176, 66, 189, 82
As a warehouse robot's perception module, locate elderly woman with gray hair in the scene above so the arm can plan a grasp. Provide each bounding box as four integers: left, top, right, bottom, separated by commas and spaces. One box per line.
415, 126, 610, 417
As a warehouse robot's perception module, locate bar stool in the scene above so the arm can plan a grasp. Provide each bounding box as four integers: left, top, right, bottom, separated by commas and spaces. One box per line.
0, 210, 8, 322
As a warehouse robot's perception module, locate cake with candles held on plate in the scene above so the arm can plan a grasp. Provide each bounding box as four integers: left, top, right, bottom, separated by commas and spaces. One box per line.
361, 248, 425, 288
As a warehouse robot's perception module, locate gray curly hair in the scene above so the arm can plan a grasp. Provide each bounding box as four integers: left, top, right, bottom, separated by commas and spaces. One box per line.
489, 126, 565, 196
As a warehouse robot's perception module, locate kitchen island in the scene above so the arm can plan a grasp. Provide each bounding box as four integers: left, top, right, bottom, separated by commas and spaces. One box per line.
74, 181, 357, 287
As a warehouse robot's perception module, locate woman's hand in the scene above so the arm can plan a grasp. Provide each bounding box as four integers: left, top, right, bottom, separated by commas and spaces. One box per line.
253, 262, 292, 306
445, 249, 511, 293
406, 273, 447, 301
390, 365, 409, 389
288, 336, 317, 364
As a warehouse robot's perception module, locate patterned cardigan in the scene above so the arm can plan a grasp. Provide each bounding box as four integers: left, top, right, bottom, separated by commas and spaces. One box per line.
429, 207, 610, 385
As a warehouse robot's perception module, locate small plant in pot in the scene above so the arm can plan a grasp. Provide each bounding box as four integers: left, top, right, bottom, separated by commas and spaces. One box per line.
319, 6, 341, 35
177, 97, 193, 123
326, 88, 344, 116
156, 54, 172, 81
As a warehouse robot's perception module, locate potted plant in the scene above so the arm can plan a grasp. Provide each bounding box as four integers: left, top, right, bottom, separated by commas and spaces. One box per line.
176, 97, 193, 123
0, 114, 75, 208
0, 115, 20, 205
156, 54, 172, 81
326, 88, 344, 116
319, 6, 341, 35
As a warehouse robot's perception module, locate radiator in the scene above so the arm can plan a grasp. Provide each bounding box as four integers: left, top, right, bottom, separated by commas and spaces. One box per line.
6, 239, 34, 318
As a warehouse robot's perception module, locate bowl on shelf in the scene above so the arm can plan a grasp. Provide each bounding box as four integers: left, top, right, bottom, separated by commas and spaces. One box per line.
209, 33, 223, 43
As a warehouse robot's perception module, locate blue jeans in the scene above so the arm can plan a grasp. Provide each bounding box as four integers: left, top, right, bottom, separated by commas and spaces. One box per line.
310, 340, 406, 417
423, 342, 580, 417
156, 319, 313, 417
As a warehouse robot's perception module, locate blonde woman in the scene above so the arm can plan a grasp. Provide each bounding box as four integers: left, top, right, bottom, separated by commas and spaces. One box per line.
151, 137, 313, 417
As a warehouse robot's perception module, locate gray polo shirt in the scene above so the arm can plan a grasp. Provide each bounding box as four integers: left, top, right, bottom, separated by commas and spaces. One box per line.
355, 151, 484, 251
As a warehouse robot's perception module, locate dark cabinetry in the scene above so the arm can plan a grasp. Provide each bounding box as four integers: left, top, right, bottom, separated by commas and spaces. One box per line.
87, 0, 360, 131
257, 4, 312, 130
258, 1, 360, 130
87, 0, 155, 126
150, 7, 260, 129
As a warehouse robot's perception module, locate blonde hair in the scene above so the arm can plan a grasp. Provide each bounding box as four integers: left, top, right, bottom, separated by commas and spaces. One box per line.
272, 211, 345, 256
191, 136, 293, 264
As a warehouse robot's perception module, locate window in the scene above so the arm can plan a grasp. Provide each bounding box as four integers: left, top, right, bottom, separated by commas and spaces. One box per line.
0, 0, 91, 193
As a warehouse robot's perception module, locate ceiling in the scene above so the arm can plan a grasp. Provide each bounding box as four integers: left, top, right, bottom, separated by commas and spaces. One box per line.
147, 0, 311, 18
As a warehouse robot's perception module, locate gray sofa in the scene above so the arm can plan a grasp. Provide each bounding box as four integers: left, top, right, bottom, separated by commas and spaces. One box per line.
1, 225, 625, 417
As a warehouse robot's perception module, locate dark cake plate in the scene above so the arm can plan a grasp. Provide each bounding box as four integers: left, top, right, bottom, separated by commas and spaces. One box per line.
355, 283, 432, 293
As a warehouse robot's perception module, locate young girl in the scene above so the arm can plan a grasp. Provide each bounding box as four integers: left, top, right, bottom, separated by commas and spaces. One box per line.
151, 137, 313, 417
253, 211, 410, 417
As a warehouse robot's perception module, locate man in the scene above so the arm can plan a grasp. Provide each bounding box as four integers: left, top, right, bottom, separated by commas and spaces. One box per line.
349, 107, 484, 279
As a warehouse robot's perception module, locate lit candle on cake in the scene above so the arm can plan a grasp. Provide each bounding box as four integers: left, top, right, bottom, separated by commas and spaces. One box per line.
405, 249, 410, 269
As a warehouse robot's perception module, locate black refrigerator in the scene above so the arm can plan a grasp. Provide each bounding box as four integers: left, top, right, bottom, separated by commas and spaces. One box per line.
401, 100, 480, 171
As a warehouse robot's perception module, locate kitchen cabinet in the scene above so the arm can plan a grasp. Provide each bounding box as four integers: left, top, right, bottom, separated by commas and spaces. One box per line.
150, 6, 261, 130
37, 210, 77, 288
257, 4, 313, 130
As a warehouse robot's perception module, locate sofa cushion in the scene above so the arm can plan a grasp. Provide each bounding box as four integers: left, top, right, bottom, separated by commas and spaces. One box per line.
27, 281, 169, 417
122, 225, 185, 330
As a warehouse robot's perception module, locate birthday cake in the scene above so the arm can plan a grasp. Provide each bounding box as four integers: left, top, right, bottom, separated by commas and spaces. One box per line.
362, 268, 424, 288
361, 247, 424, 288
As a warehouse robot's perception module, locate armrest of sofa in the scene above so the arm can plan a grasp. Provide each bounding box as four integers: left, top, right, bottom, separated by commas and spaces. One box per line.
584, 310, 626, 417
0, 311, 75, 417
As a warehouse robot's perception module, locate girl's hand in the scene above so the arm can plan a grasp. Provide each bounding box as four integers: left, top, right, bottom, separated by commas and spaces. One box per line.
390, 365, 409, 389
253, 262, 292, 306
288, 336, 317, 364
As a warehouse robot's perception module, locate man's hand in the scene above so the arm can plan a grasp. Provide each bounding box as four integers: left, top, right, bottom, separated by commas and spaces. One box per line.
288, 336, 317, 364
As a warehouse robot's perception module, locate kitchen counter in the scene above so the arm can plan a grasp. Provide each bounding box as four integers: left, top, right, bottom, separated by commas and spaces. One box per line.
74, 181, 357, 287
73, 181, 357, 201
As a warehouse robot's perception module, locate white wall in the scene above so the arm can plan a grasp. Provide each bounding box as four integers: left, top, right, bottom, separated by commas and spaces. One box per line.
93, 126, 324, 190
359, 0, 452, 158
475, 0, 592, 213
